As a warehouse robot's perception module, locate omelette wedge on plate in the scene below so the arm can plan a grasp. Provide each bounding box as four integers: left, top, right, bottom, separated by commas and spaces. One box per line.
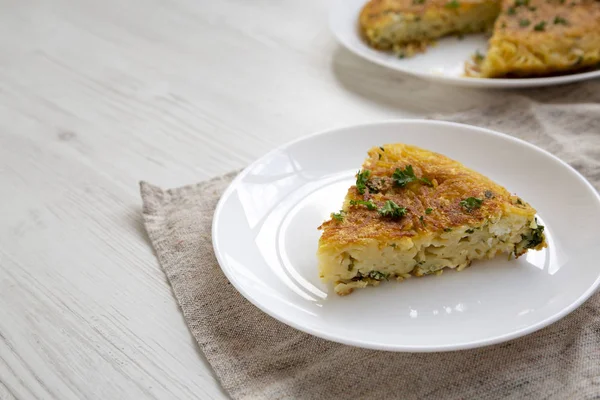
317, 143, 547, 295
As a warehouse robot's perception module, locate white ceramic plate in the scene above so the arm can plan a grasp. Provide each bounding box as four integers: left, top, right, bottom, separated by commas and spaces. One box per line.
212, 120, 600, 351
329, 0, 600, 88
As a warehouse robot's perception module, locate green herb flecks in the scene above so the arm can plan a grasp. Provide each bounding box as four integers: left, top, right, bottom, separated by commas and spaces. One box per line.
392, 165, 433, 187
554, 16, 568, 25
507, 6, 517, 14
413, 0, 426, 4
332, 210, 345, 222
534, 21, 546, 31
475, 50, 484, 62
519, 19, 531, 27
356, 170, 371, 195
514, 0, 530, 6
347, 255, 356, 271
367, 270, 389, 281
425, 207, 433, 214
445, 0, 460, 8
444, 228, 453, 232
378, 200, 407, 219
525, 219, 545, 248
466, 228, 475, 234
419, 215, 425, 226
460, 197, 483, 212
349, 199, 377, 210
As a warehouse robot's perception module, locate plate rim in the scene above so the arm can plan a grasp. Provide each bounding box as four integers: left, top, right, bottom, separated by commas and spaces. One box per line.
328, 0, 600, 88
212, 119, 600, 352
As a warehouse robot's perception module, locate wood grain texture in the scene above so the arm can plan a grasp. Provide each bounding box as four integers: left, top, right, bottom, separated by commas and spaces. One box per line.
0, 0, 495, 398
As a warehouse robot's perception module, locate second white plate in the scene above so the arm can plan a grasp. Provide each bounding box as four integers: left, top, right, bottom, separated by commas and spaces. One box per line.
329, 0, 600, 88
212, 120, 600, 351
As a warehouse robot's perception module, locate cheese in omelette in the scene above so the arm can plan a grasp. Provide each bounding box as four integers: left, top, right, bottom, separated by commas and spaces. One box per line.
317, 144, 547, 295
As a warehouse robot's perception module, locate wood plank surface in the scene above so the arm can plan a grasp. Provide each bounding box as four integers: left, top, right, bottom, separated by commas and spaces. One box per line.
0, 0, 492, 398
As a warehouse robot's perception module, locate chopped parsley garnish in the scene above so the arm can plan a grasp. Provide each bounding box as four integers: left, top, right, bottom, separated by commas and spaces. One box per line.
484, 190, 494, 199
445, 0, 460, 8
348, 255, 356, 271
420, 176, 433, 186
528, 6, 537, 11
378, 154, 382, 160
475, 50, 484, 62
519, 19, 531, 27
460, 197, 483, 212
367, 270, 389, 281
554, 16, 568, 25
516, 198, 524, 205
349, 199, 377, 210
534, 21, 546, 31
525, 219, 545, 248
444, 228, 453, 232
501, 22, 507, 28
419, 215, 425, 226
332, 211, 345, 222
378, 200, 407, 219
392, 165, 432, 187
466, 228, 475, 234
514, 0, 529, 6
507, 6, 517, 14
379, 146, 385, 152
398, 53, 406, 59
413, 0, 426, 4
425, 207, 433, 214
356, 170, 371, 194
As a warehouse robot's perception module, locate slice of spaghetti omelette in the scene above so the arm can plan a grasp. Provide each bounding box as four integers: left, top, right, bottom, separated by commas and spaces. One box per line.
359, 0, 501, 56
469, 0, 600, 78
317, 144, 547, 295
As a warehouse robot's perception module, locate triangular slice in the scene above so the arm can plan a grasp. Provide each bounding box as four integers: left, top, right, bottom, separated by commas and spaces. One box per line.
467, 0, 600, 78
317, 144, 547, 296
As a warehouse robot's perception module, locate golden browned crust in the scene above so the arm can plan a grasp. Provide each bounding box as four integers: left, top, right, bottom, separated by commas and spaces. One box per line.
360, 0, 500, 51
360, 0, 495, 30
360, 0, 424, 34
360, 0, 600, 78
474, 0, 600, 77
318, 143, 535, 246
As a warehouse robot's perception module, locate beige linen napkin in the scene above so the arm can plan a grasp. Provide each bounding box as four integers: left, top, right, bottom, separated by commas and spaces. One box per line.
141, 82, 600, 400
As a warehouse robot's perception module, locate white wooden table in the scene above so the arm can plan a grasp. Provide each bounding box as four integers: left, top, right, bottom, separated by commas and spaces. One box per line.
0, 1, 497, 398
